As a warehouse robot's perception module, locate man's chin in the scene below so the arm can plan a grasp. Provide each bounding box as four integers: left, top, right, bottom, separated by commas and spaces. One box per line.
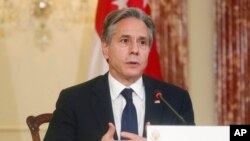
125, 72, 143, 79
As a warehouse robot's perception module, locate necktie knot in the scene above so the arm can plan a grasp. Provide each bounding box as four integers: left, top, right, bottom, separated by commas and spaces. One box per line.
121, 88, 133, 102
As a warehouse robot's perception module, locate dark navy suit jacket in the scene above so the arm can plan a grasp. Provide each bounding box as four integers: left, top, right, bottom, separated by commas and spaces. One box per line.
44, 73, 195, 141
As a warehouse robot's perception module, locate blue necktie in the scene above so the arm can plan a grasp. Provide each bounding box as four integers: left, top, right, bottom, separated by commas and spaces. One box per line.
121, 88, 138, 137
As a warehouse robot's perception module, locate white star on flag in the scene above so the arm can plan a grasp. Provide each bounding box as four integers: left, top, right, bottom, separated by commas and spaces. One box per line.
112, 0, 128, 9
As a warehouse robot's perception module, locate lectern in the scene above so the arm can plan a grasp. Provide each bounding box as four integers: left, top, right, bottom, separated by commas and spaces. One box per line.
147, 125, 229, 141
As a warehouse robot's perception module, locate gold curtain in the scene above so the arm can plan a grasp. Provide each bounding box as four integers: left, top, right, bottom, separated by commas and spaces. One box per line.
216, 0, 250, 124
150, 0, 189, 89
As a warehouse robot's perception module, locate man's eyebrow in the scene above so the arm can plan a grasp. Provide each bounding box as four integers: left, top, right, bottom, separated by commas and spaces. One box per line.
120, 35, 147, 39
138, 36, 147, 40
120, 35, 131, 38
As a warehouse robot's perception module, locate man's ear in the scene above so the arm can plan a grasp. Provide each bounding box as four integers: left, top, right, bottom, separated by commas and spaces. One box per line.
101, 40, 109, 60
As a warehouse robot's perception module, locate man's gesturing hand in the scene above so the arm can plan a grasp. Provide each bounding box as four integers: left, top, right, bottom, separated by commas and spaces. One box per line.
101, 123, 116, 141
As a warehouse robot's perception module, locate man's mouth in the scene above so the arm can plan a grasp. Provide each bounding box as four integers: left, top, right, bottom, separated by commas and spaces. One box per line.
126, 61, 140, 66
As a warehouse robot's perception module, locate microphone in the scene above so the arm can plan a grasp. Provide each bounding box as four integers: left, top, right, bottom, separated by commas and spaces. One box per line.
155, 91, 187, 124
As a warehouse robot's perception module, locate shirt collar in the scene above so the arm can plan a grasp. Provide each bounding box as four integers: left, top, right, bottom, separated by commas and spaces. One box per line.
108, 73, 144, 101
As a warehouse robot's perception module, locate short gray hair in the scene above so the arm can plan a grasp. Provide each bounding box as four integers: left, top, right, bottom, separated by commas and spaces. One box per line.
101, 8, 155, 47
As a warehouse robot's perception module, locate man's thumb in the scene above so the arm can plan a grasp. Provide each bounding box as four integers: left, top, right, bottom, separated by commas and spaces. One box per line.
106, 122, 116, 137
101, 122, 116, 141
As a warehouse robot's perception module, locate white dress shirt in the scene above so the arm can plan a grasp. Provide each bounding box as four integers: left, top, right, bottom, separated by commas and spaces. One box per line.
108, 73, 145, 139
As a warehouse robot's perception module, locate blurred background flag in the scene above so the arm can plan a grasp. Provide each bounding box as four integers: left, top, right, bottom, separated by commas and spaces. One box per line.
87, 0, 162, 80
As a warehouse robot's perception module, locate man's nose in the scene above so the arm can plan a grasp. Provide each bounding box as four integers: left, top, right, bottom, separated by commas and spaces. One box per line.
129, 41, 139, 54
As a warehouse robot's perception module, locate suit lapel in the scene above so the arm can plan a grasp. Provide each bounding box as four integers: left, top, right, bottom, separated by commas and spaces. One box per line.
90, 73, 118, 140
142, 75, 163, 137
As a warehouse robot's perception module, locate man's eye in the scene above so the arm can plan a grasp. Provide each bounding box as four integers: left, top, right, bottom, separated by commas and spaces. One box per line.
121, 39, 129, 43
140, 40, 147, 45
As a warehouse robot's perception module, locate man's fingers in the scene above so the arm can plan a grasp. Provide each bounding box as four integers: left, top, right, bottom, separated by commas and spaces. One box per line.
121, 132, 137, 139
121, 132, 147, 141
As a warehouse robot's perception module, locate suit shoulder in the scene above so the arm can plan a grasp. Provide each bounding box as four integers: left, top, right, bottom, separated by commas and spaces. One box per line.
143, 75, 188, 94
61, 75, 105, 95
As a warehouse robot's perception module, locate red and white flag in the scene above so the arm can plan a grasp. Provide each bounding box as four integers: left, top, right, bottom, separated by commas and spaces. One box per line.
87, 0, 162, 80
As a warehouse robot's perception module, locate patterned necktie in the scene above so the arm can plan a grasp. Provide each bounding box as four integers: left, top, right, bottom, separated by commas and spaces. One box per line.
121, 88, 138, 137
